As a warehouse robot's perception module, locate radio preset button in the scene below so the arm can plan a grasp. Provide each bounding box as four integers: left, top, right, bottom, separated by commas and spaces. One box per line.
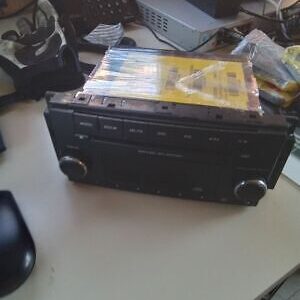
149, 124, 176, 144
234, 134, 260, 167
99, 117, 123, 139
202, 130, 230, 149
236, 152, 258, 167
237, 138, 249, 145
176, 127, 201, 145
124, 120, 148, 141
74, 113, 98, 135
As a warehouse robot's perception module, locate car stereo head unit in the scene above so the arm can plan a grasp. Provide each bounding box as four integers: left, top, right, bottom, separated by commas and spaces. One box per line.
44, 48, 295, 206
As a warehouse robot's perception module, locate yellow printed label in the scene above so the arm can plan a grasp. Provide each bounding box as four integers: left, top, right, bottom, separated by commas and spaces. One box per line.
90, 51, 253, 111
155, 55, 249, 109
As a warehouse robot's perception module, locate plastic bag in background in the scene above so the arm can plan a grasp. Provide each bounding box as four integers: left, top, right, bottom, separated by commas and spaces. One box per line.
84, 23, 124, 47
232, 29, 299, 93
282, 46, 300, 84
257, 78, 300, 108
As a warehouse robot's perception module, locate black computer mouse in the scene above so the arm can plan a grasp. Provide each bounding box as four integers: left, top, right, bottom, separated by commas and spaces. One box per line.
0, 191, 36, 297
119, 37, 137, 47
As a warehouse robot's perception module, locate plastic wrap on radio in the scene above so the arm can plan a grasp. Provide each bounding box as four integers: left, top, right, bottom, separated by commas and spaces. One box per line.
84, 48, 262, 113
232, 29, 299, 93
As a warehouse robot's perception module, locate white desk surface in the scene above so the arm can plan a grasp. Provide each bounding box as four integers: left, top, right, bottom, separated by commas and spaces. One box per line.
0, 23, 300, 300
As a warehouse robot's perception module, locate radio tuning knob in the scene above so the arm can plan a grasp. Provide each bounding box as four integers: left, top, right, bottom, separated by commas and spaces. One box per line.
59, 156, 88, 180
234, 179, 267, 205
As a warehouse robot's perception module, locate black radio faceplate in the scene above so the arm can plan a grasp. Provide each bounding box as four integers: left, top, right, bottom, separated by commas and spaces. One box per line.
44, 92, 294, 206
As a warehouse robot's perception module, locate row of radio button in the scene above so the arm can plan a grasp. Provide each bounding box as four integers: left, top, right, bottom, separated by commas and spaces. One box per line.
73, 113, 283, 168
74, 113, 229, 147
125, 120, 228, 148
73, 113, 258, 145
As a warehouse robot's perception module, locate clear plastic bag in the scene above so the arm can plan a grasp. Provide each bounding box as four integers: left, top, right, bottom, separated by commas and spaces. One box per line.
282, 46, 300, 83
84, 47, 262, 113
232, 29, 299, 93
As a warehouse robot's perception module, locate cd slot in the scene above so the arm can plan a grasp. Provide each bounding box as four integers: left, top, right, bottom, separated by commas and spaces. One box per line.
93, 140, 225, 200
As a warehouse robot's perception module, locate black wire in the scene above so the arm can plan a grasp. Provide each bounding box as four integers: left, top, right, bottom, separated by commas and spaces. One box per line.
139, 22, 218, 52
265, 28, 300, 46
187, 31, 218, 52
138, 22, 181, 50
240, 7, 287, 23
0, 0, 36, 20
241, 2, 300, 24
221, 28, 245, 44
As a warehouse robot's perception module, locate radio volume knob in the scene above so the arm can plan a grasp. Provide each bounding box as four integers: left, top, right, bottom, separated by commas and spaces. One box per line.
59, 156, 88, 180
234, 179, 267, 205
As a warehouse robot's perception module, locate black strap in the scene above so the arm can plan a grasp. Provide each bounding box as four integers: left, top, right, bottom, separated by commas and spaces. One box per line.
0, 92, 25, 109
0, 130, 6, 153
79, 61, 96, 75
